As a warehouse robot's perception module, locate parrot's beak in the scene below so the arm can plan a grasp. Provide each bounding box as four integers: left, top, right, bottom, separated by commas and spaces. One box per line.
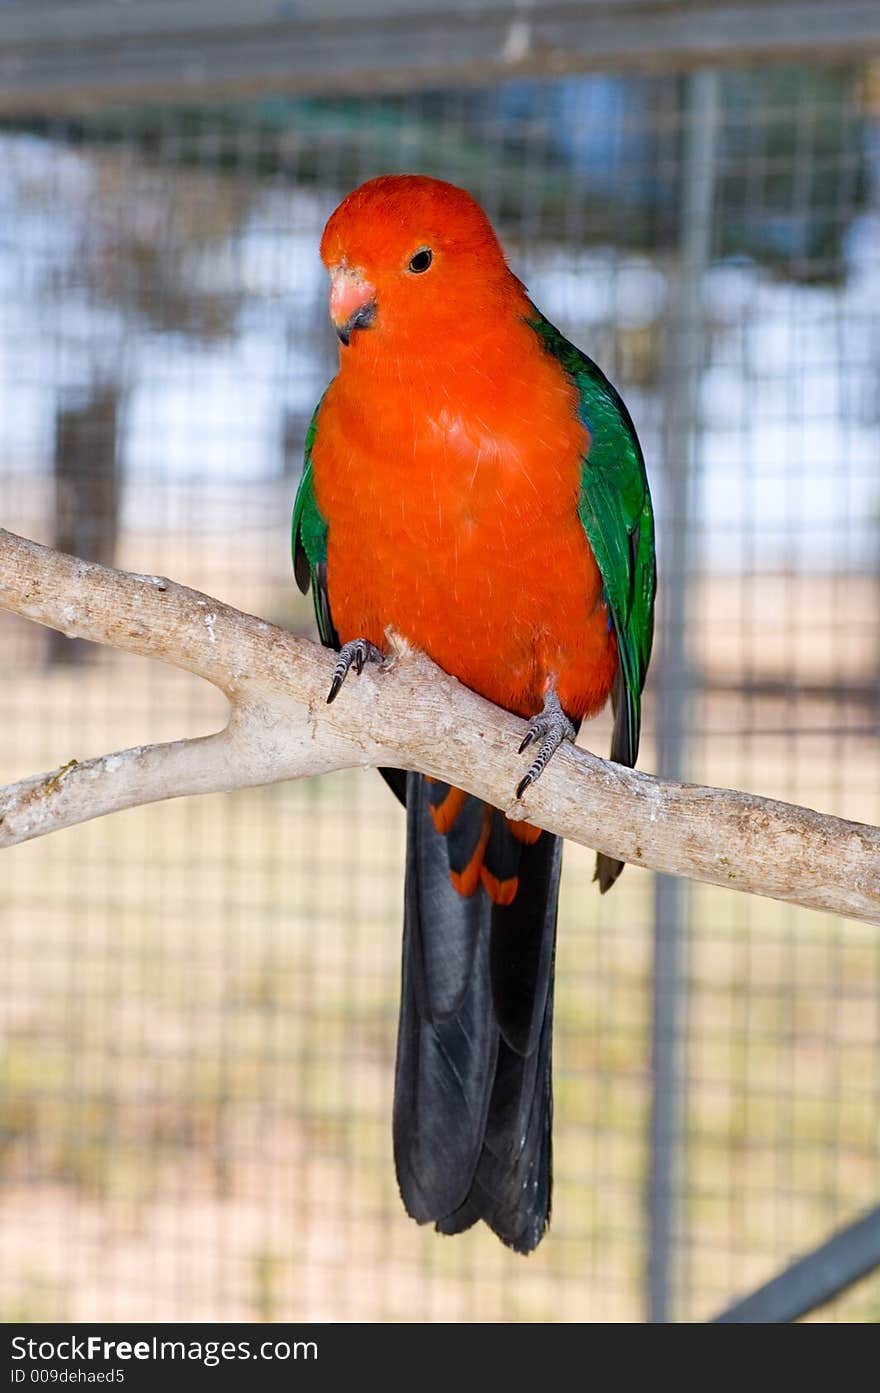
329, 267, 377, 346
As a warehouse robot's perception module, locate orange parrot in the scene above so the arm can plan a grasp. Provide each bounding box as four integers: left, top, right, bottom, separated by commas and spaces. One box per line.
293, 175, 655, 1252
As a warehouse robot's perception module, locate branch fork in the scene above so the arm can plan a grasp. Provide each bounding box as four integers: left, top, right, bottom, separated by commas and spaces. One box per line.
1, 527, 879, 926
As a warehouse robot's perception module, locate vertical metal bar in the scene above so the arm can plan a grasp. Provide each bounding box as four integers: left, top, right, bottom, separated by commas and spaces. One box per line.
646, 67, 720, 1324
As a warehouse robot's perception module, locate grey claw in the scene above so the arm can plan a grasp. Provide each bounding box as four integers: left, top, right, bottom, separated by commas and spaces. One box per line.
515, 689, 576, 798
327, 638, 383, 704
516, 769, 536, 799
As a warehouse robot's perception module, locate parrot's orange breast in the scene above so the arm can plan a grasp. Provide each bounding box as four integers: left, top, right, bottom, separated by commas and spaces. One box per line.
311, 327, 618, 721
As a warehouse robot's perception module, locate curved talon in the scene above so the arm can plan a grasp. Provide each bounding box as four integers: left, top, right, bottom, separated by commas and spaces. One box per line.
515, 689, 576, 799
327, 638, 384, 704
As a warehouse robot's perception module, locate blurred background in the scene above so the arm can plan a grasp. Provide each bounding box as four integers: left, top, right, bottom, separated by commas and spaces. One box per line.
1, 0, 879, 1323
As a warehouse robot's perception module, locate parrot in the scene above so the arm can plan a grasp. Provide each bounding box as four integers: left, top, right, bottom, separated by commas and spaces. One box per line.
292, 175, 655, 1254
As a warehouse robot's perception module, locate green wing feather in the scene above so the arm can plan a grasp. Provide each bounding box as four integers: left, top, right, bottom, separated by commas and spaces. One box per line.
528, 309, 656, 888
292, 397, 408, 809
291, 395, 338, 649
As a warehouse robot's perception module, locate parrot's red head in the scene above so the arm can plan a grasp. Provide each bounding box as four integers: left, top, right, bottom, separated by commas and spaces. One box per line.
320, 175, 517, 354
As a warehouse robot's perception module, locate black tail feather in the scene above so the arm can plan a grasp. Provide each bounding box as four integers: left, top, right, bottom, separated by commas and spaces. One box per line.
393, 773, 561, 1253
483, 810, 524, 890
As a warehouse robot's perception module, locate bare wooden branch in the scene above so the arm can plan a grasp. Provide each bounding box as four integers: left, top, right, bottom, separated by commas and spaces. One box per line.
1, 527, 879, 926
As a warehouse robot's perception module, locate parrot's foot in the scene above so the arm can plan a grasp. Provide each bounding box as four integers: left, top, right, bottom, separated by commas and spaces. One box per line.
516, 688, 576, 799
326, 638, 384, 704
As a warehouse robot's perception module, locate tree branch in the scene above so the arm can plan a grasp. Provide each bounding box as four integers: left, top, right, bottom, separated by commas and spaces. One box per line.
1, 527, 879, 926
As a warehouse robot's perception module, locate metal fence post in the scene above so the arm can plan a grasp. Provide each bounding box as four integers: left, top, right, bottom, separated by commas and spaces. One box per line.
713, 1205, 880, 1322
646, 67, 721, 1325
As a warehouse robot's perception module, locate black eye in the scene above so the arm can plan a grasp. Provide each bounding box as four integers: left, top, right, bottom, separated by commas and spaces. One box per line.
408, 248, 433, 274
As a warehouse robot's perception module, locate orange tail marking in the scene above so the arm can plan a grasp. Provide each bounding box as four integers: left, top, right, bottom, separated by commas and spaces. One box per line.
449, 805, 492, 898
506, 818, 542, 845
480, 867, 519, 906
428, 785, 469, 835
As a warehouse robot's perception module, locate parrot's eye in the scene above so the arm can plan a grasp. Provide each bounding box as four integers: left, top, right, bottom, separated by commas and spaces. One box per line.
407, 248, 433, 274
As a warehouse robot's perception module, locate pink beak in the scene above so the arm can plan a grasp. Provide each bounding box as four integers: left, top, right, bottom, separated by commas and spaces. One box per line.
329, 267, 377, 345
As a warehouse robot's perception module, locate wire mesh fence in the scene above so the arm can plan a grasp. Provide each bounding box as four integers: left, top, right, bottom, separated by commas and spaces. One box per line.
1, 21, 879, 1322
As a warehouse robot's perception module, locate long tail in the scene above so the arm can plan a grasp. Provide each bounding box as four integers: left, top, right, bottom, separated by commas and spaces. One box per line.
393, 772, 561, 1254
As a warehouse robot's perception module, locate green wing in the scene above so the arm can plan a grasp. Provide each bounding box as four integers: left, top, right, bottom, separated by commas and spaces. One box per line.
291, 396, 338, 649
528, 309, 656, 773
292, 397, 408, 810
